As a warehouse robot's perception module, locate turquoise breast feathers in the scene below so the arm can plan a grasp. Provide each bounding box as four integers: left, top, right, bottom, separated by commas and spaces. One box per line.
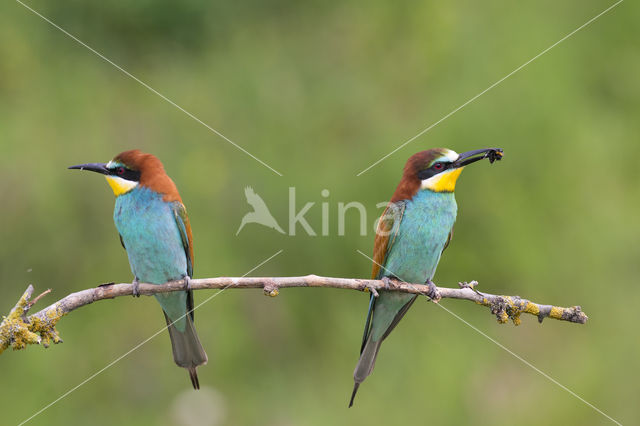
114, 186, 188, 329
383, 189, 457, 284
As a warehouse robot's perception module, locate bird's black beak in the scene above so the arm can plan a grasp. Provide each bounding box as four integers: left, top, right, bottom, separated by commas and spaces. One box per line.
68, 163, 109, 175
453, 148, 503, 168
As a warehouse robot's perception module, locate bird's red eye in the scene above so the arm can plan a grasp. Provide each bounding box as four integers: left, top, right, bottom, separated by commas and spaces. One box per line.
433, 162, 444, 171
117, 167, 125, 176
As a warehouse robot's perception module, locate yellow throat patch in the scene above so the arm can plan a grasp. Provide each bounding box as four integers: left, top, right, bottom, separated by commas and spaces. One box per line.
422, 167, 464, 192
105, 175, 138, 196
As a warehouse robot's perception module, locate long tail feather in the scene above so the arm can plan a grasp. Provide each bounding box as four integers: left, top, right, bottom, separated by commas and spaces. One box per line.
188, 367, 200, 390
163, 312, 208, 389
349, 383, 360, 408
350, 294, 417, 406
350, 337, 381, 407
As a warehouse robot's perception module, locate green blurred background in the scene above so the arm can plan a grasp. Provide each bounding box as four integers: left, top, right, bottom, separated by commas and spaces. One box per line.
1, 0, 638, 425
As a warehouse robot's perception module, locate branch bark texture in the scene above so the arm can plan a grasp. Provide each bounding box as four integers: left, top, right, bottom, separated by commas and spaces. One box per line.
0, 276, 587, 354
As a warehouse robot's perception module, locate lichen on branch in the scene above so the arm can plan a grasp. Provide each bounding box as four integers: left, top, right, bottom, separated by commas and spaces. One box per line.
0, 285, 62, 354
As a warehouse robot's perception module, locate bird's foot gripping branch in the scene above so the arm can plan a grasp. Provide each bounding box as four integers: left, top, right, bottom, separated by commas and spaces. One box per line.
0, 285, 62, 354
0, 276, 587, 355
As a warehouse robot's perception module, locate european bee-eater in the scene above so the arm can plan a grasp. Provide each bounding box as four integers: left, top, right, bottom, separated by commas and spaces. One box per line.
349, 147, 503, 407
69, 150, 208, 388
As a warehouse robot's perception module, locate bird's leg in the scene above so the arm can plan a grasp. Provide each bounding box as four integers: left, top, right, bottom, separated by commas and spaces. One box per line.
183, 275, 192, 291
425, 279, 441, 302
132, 277, 141, 298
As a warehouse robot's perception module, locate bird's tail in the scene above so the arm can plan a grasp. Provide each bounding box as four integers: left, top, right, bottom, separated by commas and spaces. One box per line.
163, 312, 208, 389
350, 336, 381, 407
349, 293, 417, 407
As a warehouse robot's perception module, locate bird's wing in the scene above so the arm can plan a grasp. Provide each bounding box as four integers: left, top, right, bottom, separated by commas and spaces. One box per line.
360, 199, 407, 353
119, 234, 126, 250
371, 200, 406, 279
442, 226, 454, 254
171, 201, 194, 279
172, 201, 195, 320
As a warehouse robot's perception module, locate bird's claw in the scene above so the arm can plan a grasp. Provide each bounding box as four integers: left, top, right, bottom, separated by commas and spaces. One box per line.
183, 276, 192, 291
425, 279, 441, 302
381, 276, 395, 290
132, 278, 141, 298
364, 282, 379, 298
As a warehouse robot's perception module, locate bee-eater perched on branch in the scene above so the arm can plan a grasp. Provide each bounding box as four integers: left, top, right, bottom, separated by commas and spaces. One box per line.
350, 147, 503, 407
69, 150, 208, 389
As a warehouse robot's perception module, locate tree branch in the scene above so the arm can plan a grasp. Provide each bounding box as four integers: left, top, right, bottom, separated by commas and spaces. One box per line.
0, 276, 587, 354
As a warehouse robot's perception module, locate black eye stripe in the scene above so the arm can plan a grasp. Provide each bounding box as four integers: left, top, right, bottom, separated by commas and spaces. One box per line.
110, 167, 140, 182
417, 169, 435, 180
417, 162, 450, 180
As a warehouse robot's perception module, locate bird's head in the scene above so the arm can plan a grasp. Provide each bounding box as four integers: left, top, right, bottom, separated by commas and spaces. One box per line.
69, 150, 180, 201
393, 147, 502, 200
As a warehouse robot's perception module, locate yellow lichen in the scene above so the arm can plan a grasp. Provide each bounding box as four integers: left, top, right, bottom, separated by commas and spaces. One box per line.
1, 289, 35, 353
549, 306, 564, 319
523, 301, 540, 316
493, 296, 531, 326
0, 316, 40, 353
29, 315, 63, 348
0, 294, 64, 354
505, 296, 522, 326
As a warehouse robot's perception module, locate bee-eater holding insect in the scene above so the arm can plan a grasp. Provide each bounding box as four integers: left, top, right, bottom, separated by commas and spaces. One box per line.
69, 150, 208, 388
349, 147, 503, 407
